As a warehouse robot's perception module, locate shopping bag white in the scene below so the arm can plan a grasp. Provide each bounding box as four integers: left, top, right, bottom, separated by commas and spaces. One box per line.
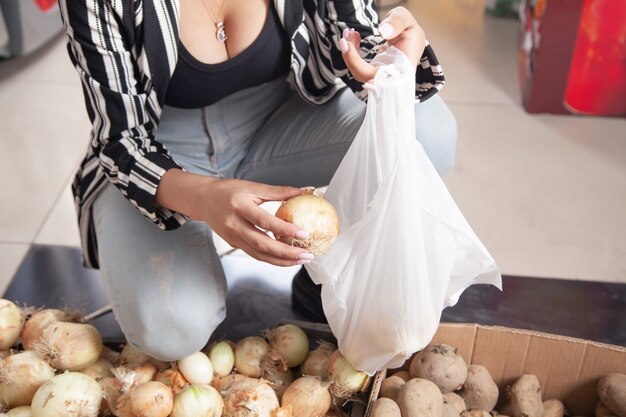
306, 46, 502, 374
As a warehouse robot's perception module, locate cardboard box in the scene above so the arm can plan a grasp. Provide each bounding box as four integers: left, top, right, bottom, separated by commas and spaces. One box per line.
369, 323, 626, 415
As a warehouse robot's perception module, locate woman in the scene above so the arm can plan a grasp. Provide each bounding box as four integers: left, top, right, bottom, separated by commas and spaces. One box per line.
59, 0, 456, 361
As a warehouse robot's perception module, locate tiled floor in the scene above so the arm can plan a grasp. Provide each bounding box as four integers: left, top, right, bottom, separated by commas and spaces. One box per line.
1, 0, 625, 293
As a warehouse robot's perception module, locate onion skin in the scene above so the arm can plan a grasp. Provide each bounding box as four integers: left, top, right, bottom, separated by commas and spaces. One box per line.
6, 406, 33, 417
0, 299, 22, 350
117, 343, 168, 370
156, 368, 190, 395
206, 340, 235, 377
281, 376, 331, 417
222, 377, 279, 417
301, 342, 335, 378
234, 336, 270, 378
0, 351, 55, 408
30, 372, 102, 417
130, 381, 174, 417
275, 192, 340, 256
79, 357, 113, 381
98, 377, 123, 414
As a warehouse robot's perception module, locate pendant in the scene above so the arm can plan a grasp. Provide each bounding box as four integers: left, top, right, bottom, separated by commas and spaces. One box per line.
216, 21, 227, 42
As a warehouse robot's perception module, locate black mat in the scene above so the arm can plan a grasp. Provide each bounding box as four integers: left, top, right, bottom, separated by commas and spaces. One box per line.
4, 245, 625, 346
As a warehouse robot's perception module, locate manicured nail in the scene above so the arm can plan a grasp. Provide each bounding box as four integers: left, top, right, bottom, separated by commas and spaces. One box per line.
297, 253, 315, 261
297, 259, 312, 265
339, 38, 349, 53
295, 230, 310, 239
342, 28, 350, 40
300, 186, 315, 192
378, 22, 393, 39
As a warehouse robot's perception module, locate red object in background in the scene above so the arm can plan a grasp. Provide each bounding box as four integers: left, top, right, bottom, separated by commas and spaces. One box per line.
33, 0, 56, 12
564, 0, 626, 116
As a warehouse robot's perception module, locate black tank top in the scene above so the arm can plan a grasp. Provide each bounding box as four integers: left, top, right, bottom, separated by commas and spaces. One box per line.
165, 3, 291, 109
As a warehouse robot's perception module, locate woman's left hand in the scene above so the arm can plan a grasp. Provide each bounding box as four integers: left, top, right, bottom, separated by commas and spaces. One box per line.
339, 7, 426, 83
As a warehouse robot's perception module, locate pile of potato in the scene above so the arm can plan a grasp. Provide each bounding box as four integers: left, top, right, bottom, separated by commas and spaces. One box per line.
372, 343, 626, 417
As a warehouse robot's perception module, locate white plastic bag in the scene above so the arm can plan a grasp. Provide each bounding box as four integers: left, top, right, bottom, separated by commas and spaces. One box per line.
305, 46, 502, 375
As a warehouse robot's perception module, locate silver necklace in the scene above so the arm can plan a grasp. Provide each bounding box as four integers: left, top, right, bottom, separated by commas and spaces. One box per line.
200, 0, 227, 42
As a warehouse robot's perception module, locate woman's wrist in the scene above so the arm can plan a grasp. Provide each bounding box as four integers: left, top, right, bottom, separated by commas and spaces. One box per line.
155, 168, 218, 220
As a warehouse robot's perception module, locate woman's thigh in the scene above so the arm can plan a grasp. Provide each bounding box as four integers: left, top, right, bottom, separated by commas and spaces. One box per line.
235, 89, 457, 185
92, 183, 228, 361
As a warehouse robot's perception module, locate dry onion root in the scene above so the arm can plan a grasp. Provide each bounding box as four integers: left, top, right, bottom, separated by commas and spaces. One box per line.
274, 191, 340, 256
281, 376, 332, 417
327, 350, 370, 398
30, 372, 102, 417
301, 341, 335, 378
0, 351, 55, 408
0, 300, 22, 351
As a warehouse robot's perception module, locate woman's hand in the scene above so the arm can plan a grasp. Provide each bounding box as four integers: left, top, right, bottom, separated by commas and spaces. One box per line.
339, 7, 426, 83
156, 170, 314, 266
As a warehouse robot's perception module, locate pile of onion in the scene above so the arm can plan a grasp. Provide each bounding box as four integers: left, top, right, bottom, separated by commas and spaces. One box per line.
275, 190, 340, 256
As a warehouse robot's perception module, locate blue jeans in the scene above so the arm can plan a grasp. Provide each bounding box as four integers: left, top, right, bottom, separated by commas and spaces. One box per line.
92, 76, 457, 361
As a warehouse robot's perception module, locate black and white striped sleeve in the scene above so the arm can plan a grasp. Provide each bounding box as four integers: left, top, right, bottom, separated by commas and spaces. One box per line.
325, 0, 445, 102
59, 0, 186, 230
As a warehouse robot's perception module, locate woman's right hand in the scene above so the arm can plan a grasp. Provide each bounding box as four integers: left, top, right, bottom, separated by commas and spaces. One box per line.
156, 169, 314, 266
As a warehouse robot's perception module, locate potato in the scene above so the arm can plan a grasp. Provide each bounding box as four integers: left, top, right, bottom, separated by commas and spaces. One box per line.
380, 376, 406, 401
444, 392, 467, 413
397, 378, 443, 417
502, 374, 544, 417
598, 374, 626, 417
410, 344, 468, 393
371, 398, 402, 417
543, 399, 565, 417
393, 370, 411, 382
459, 364, 499, 411
598, 401, 619, 417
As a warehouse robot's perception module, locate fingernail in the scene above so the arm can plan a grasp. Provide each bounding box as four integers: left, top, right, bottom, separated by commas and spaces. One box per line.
297, 259, 312, 265
297, 253, 315, 261
378, 22, 393, 39
294, 230, 310, 239
342, 28, 350, 40
339, 38, 349, 53
300, 186, 315, 192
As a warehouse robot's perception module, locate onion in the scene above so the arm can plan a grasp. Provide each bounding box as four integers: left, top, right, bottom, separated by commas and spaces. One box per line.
177, 351, 214, 385
0, 300, 22, 350
130, 381, 174, 417
281, 376, 331, 417
212, 373, 251, 392
171, 385, 224, 417
79, 357, 113, 380
6, 406, 32, 417
115, 392, 135, 417
98, 377, 122, 414
112, 363, 158, 393
0, 351, 55, 408
300, 342, 335, 378
234, 336, 270, 378
327, 350, 370, 396
30, 372, 102, 417
274, 191, 340, 256
263, 365, 293, 398
21, 309, 77, 351
222, 377, 279, 417
206, 340, 235, 377
266, 324, 309, 368
117, 343, 168, 371
156, 368, 190, 395
34, 321, 102, 371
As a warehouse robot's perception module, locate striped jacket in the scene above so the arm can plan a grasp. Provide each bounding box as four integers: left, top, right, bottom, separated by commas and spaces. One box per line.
59, 0, 445, 268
